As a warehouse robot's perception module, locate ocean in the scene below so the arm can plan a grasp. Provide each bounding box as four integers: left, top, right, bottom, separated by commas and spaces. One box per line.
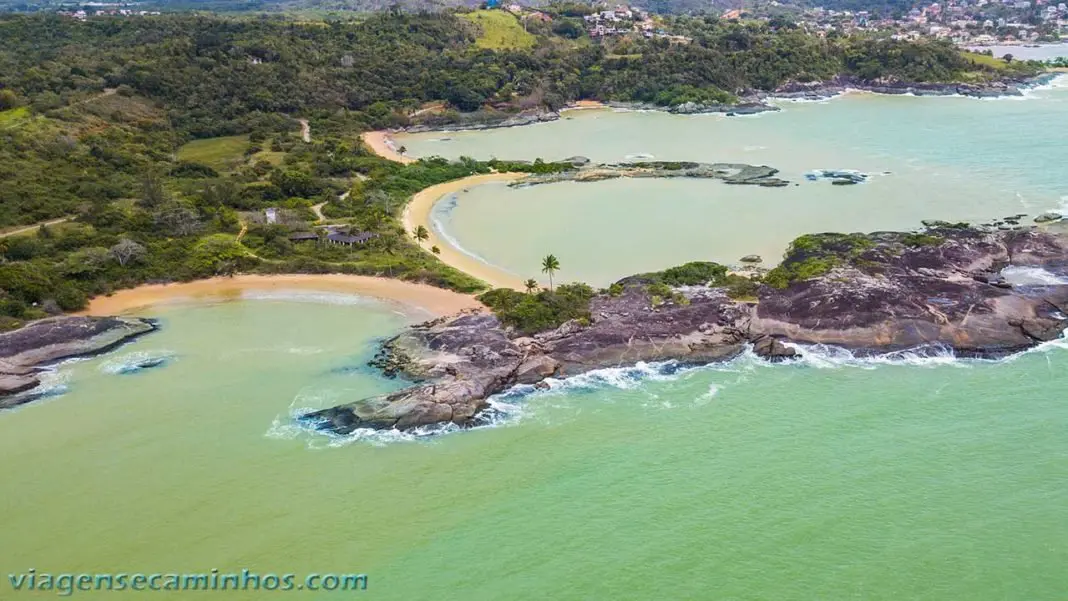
3, 82, 1068, 600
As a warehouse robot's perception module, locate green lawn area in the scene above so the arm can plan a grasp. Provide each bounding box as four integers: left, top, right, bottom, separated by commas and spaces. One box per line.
963, 51, 1010, 70
462, 10, 536, 50
177, 135, 250, 171
253, 149, 287, 166
0, 106, 30, 129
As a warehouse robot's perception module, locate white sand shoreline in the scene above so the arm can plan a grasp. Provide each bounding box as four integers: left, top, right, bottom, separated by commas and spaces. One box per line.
402, 173, 528, 291
80, 274, 484, 318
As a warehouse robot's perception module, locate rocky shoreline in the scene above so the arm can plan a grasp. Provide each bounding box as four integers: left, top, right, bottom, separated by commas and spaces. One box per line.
397, 73, 1058, 135
306, 224, 1068, 435
767, 73, 1059, 101
0, 316, 159, 408
511, 160, 791, 188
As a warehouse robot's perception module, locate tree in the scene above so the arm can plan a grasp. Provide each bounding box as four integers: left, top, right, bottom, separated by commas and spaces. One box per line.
0, 89, 21, 111
413, 225, 429, 245
190, 234, 254, 276
541, 254, 560, 291
525, 278, 539, 294
431, 245, 440, 255
139, 172, 168, 209
109, 239, 147, 267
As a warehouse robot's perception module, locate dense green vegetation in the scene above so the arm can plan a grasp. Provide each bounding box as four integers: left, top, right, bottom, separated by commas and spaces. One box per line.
478, 283, 595, 334
0, 10, 1039, 327
763, 233, 875, 288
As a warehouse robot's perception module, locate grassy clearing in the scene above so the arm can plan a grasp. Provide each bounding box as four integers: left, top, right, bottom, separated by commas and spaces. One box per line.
253, 150, 287, 166
0, 106, 30, 129
963, 51, 1010, 70
463, 10, 536, 50
177, 135, 250, 171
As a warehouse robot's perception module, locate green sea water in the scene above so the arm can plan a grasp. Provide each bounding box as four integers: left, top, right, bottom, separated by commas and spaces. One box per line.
1, 298, 1067, 600
404, 77, 1068, 286
4, 84, 1068, 600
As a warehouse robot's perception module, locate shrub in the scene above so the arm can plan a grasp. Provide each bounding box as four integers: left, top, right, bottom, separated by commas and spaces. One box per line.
478, 283, 594, 334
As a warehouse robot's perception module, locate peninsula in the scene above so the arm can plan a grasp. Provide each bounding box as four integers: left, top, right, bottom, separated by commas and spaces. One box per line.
307, 225, 1068, 434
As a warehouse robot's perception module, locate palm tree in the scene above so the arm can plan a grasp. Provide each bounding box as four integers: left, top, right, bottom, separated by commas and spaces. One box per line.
541, 254, 560, 292
525, 278, 539, 294
413, 225, 429, 245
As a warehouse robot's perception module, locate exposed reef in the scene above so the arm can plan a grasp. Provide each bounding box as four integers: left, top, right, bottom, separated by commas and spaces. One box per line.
0, 316, 159, 407
511, 161, 791, 188
306, 225, 1068, 435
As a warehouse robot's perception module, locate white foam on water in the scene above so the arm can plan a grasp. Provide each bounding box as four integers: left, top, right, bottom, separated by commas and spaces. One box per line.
98, 350, 177, 375
269, 333, 1068, 445
1000, 266, 1068, 286
782, 342, 967, 370
430, 202, 524, 278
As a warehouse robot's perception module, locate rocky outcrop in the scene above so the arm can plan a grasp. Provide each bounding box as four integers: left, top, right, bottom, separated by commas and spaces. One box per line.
512, 161, 791, 188
405, 109, 559, 133
306, 226, 1068, 435
771, 73, 1056, 101
0, 316, 159, 407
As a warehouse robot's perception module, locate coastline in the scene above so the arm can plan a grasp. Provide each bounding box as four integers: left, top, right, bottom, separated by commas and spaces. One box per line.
402, 173, 528, 291
361, 131, 415, 164
78, 274, 484, 318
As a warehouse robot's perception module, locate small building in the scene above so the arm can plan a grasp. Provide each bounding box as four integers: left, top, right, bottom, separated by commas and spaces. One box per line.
264, 208, 278, 225
326, 232, 377, 246
288, 232, 319, 242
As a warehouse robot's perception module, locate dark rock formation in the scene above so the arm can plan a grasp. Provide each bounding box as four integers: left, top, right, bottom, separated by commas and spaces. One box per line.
405, 109, 559, 133
771, 73, 1056, 101
0, 316, 158, 407
512, 161, 790, 188
306, 226, 1068, 436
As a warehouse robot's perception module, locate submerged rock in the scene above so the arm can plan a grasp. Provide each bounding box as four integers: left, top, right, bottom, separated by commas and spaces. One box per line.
307, 227, 1068, 435
0, 316, 159, 406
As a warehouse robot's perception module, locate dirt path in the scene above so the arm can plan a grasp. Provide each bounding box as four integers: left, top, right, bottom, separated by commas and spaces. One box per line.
0, 217, 72, 239
298, 119, 311, 143
311, 202, 327, 222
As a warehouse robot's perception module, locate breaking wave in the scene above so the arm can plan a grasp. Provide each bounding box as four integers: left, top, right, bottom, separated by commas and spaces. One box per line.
1000, 266, 1068, 286
268, 335, 1068, 445
98, 350, 177, 375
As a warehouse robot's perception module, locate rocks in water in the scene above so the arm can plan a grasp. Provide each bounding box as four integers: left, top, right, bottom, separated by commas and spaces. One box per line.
1035, 212, 1063, 224
806, 169, 868, 185
306, 226, 1068, 435
512, 160, 791, 188
752, 336, 798, 362
562, 155, 591, 167
740, 255, 763, 263
772, 74, 1051, 101
0, 316, 159, 407
406, 109, 559, 133
0, 374, 40, 402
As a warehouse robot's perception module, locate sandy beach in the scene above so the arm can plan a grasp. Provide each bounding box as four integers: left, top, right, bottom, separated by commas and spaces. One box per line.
561, 99, 608, 112
80, 274, 483, 318
361, 131, 415, 164
403, 173, 528, 291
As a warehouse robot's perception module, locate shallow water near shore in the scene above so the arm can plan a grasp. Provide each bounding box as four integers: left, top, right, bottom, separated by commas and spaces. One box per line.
2, 298, 1068, 599
404, 77, 1068, 286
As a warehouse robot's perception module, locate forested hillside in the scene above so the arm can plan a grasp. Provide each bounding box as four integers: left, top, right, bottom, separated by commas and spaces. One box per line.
0, 11, 1041, 326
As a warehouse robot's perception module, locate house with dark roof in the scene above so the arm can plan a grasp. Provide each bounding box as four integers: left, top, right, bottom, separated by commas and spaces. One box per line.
288, 232, 320, 242
326, 231, 377, 246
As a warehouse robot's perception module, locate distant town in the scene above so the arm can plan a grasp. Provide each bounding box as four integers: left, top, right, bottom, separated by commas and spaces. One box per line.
41, 0, 1068, 48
